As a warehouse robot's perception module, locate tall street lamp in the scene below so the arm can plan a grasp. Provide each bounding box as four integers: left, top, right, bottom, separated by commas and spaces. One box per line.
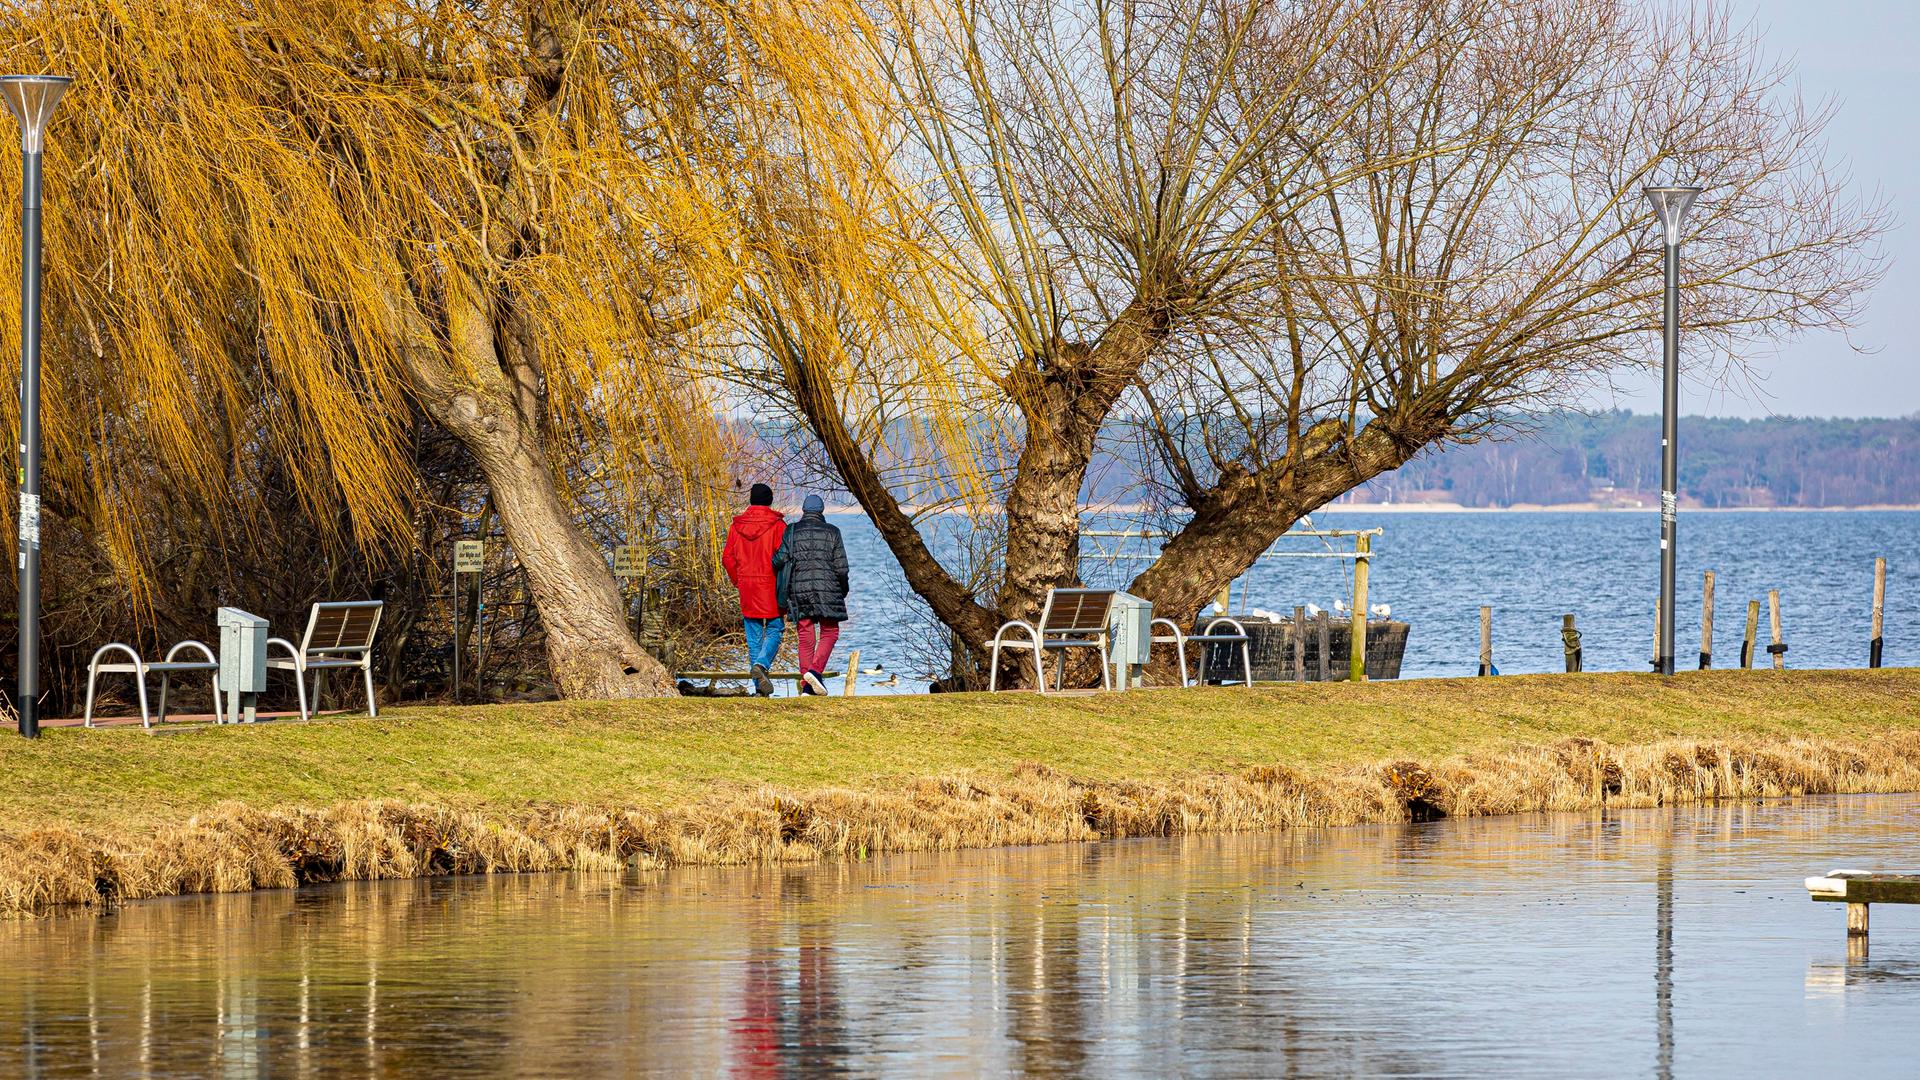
2, 75, 72, 738
1644, 184, 1701, 677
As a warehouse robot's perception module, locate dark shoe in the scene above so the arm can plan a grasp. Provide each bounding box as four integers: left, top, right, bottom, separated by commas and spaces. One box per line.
751, 664, 774, 697
802, 670, 828, 696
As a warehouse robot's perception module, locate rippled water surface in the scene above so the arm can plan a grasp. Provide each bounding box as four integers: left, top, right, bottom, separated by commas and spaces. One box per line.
5, 795, 1919, 1077
834, 509, 1918, 688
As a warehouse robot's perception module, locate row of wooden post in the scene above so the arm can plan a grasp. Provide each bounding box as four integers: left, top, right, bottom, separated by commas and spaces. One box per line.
1475, 557, 1888, 675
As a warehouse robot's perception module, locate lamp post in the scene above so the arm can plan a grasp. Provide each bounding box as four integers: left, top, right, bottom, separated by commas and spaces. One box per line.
1643, 184, 1701, 677
2, 75, 72, 738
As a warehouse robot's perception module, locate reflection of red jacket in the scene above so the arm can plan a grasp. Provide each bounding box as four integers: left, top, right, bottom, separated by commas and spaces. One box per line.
722, 506, 787, 619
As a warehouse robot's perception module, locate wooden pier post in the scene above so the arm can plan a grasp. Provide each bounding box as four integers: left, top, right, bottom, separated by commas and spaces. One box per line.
1768, 589, 1786, 670
843, 649, 860, 697
1741, 600, 1760, 670
1478, 606, 1493, 677
1350, 534, 1371, 683
1292, 606, 1306, 684
1315, 611, 1331, 682
1562, 614, 1582, 673
1651, 599, 1666, 668
1871, 558, 1886, 669
1699, 570, 1715, 670
1849, 902, 1870, 937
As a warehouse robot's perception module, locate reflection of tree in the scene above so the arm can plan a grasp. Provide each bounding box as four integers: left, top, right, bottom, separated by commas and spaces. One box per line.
1004, 856, 1093, 1077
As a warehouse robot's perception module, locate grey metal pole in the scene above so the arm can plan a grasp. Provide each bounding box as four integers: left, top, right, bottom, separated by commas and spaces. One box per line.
15, 143, 42, 735
1642, 184, 1701, 680
2, 76, 70, 738
1658, 237, 1679, 676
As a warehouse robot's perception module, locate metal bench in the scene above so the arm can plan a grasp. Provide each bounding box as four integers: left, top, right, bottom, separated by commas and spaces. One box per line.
989, 588, 1116, 692
82, 640, 219, 728
266, 601, 383, 721
1150, 616, 1254, 689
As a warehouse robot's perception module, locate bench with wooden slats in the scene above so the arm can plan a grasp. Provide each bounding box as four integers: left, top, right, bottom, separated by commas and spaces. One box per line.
989, 588, 1116, 692
266, 601, 384, 721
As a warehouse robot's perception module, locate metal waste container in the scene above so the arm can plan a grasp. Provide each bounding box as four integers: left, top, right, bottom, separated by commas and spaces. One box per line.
1108, 591, 1152, 690
217, 607, 268, 723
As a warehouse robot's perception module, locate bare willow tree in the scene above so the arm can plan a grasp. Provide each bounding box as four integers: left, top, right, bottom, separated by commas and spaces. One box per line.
1, 0, 858, 697
743, 0, 1883, 681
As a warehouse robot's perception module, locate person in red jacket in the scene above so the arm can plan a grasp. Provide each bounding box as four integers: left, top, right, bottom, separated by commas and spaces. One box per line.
722, 483, 788, 696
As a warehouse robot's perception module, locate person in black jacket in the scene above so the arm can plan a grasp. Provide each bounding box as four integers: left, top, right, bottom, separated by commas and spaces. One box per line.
773, 494, 850, 695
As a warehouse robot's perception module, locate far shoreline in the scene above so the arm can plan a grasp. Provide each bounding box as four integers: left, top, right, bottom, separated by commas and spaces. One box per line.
818, 502, 1920, 516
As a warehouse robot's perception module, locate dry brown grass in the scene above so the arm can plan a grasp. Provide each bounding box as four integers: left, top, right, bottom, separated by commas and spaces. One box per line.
7, 731, 1920, 917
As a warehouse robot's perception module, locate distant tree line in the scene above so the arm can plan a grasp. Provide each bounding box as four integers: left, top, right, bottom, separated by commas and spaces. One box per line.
1335, 410, 1920, 508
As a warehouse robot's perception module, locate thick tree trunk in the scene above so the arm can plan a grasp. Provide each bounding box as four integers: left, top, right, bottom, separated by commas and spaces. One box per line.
1132, 414, 1447, 626
397, 275, 678, 699
427, 382, 677, 698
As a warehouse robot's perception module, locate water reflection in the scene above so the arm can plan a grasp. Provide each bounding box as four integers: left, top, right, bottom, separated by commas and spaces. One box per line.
3, 795, 1917, 1077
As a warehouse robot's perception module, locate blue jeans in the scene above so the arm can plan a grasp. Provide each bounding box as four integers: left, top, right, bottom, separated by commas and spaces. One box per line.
743, 617, 784, 670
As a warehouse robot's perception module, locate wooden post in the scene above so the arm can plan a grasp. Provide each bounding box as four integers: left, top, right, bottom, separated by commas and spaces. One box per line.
1699, 570, 1714, 670
843, 649, 860, 697
1478, 606, 1493, 677
1216, 581, 1233, 615
1292, 606, 1306, 684
1349, 534, 1371, 683
1652, 599, 1661, 672
1315, 611, 1331, 682
1741, 600, 1759, 670
1768, 589, 1786, 670
1870, 557, 1886, 669
1562, 614, 1581, 673
1848, 902, 1870, 937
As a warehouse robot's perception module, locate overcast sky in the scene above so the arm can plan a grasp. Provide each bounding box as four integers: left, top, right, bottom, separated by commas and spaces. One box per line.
1601, 0, 1917, 419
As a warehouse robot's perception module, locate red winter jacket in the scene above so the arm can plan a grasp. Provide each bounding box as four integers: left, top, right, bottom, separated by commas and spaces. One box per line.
722, 506, 788, 619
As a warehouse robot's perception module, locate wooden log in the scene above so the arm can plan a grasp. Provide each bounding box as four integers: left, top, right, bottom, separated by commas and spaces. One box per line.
1562, 614, 1582, 673
1478, 606, 1493, 677
1871, 557, 1886, 669
1350, 534, 1371, 682
1768, 589, 1786, 670
1699, 570, 1715, 670
1849, 902, 1870, 937
843, 649, 860, 696
1741, 600, 1760, 670
1292, 606, 1306, 684
1315, 611, 1331, 682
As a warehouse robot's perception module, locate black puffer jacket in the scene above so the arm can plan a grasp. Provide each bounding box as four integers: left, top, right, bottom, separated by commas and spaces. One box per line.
773, 511, 851, 621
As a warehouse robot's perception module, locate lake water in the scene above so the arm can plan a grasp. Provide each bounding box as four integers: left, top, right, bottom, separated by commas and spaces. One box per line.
831, 509, 1917, 689
3, 794, 1916, 1077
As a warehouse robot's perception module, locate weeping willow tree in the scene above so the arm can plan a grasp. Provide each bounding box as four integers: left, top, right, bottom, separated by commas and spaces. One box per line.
0, 0, 869, 697
740, 0, 1885, 681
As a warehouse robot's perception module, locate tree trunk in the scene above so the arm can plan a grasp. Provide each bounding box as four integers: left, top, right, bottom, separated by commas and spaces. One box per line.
398, 274, 678, 699
429, 385, 677, 698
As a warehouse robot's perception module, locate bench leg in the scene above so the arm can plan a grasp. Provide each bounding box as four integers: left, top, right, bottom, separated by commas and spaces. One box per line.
133, 673, 152, 729
1849, 902, 1869, 937
291, 667, 311, 723
83, 665, 102, 728
989, 641, 1002, 692
363, 664, 378, 719
1240, 642, 1253, 689
157, 673, 171, 725
1099, 636, 1112, 691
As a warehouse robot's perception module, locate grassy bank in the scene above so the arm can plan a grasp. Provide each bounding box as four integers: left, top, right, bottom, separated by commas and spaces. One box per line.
3, 669, 1918, 915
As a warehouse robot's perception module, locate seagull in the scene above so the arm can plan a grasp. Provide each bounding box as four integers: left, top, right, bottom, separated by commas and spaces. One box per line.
1369, 603, 1392, 618
1305, 603, 1323, 617
1333, 599, 1348, 615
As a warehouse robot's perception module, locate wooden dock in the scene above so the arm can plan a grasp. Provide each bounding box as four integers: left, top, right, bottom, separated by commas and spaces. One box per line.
1805, 870, 1920, 937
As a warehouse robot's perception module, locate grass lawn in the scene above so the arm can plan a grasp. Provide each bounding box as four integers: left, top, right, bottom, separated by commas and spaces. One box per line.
7, 668, 1917, 836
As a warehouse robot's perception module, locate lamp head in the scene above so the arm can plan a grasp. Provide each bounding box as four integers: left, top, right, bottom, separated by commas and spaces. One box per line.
1642, 185, 1703, 247
0, 75, 73, 154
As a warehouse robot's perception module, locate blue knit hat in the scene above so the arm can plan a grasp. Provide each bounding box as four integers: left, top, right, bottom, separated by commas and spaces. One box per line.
803, 494, 825, 515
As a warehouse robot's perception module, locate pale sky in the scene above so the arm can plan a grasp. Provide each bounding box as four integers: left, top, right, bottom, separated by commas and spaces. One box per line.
1604, 0, 1918, 419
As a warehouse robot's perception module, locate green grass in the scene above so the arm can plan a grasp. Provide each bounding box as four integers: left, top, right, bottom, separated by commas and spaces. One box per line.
7, 668, 1918, 835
